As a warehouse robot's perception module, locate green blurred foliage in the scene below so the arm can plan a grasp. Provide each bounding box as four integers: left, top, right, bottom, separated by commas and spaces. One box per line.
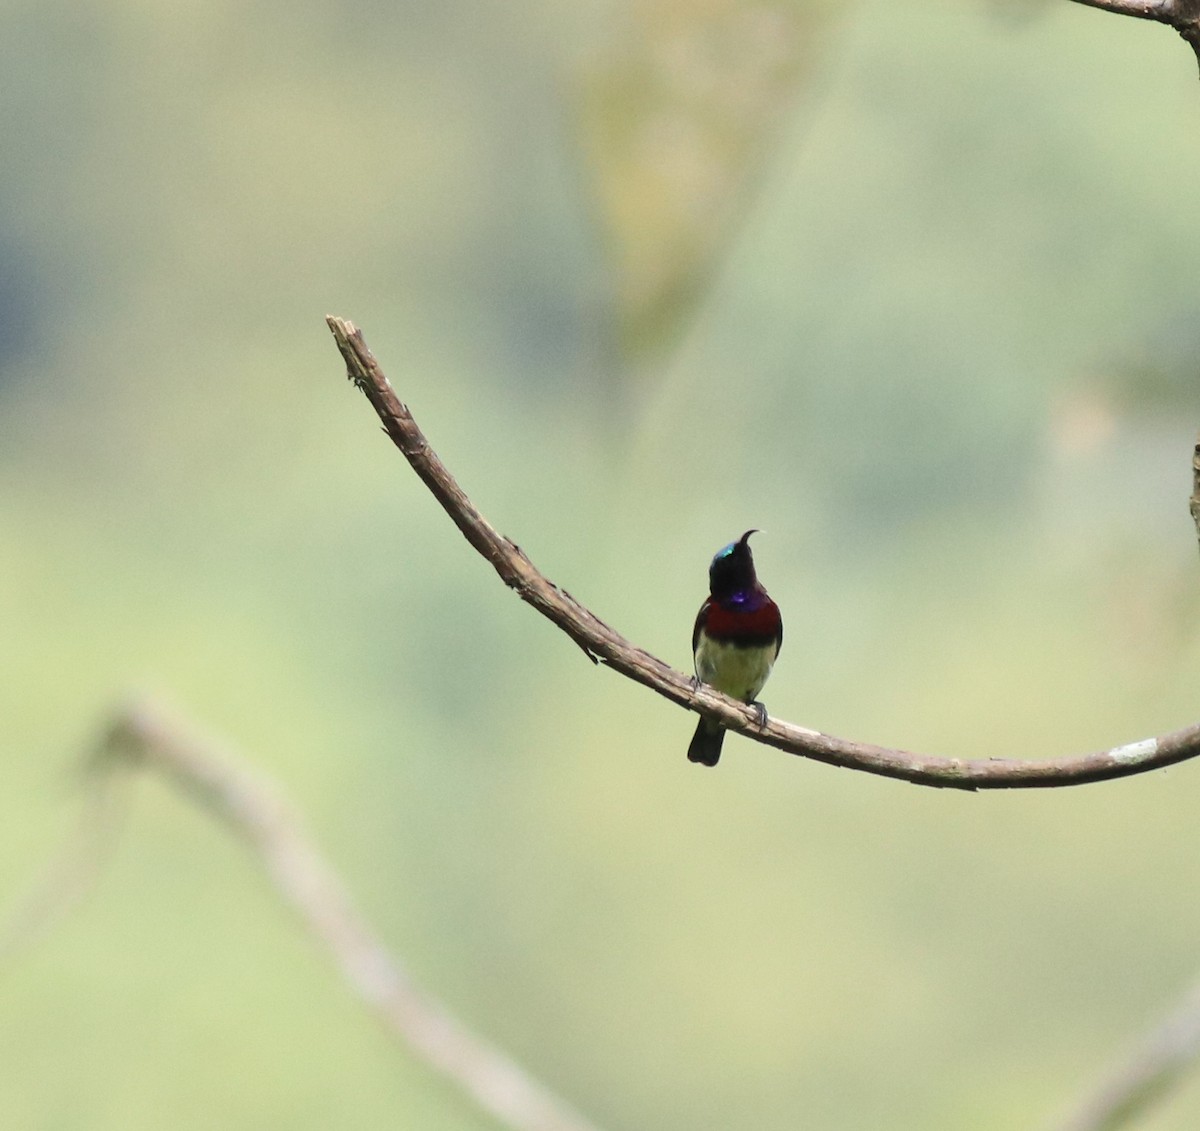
578, 0, 839, 359
2, 1, 1200, 1129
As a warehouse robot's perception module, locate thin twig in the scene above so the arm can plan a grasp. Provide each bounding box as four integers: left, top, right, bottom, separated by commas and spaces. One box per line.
2, 699, 604, 1131
327, 315, 1200, 791
1050, 981, 1200, 1131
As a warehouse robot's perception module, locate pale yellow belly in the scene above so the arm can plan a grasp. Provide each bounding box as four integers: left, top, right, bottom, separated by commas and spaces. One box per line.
694, 636, 777, 702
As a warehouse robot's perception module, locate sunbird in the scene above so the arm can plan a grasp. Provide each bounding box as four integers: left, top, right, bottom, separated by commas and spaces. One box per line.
688, 530, 783, 766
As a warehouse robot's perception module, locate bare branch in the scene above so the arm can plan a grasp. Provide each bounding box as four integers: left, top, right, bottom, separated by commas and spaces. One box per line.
327, 315, 1200, 791
1050, 981, 1200, 1131
3, 699, 605, 1131
1066, 0, 1177, 19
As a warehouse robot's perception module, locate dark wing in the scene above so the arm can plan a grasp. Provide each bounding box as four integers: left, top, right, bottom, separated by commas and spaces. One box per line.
691, 598, 712, 655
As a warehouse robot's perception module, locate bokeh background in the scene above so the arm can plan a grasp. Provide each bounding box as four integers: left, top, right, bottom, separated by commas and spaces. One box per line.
3, 1, 1200, 1128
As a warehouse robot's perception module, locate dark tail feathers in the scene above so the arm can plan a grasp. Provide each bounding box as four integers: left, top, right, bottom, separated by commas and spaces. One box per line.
687, 718, 724, 767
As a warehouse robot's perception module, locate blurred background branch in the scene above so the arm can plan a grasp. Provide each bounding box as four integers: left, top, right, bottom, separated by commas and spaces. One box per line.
1191, 432, 1200, 552
1051, 981, 1200, 1131
0, 699, 604, 1131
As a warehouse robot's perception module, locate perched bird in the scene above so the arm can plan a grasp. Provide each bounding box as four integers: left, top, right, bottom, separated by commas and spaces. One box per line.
688, 530, 783, 767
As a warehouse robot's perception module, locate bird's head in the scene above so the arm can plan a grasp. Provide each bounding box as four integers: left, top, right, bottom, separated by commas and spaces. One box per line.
708, 529, 759, 598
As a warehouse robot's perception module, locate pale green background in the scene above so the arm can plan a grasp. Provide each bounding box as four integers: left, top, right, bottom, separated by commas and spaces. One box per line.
2, 2, 1200, 1129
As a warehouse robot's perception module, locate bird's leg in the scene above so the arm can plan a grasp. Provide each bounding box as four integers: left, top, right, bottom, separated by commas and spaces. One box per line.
750, 701, 768, 728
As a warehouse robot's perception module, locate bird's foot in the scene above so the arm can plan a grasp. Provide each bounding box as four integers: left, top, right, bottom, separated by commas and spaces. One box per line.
750, 701, 768, 728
